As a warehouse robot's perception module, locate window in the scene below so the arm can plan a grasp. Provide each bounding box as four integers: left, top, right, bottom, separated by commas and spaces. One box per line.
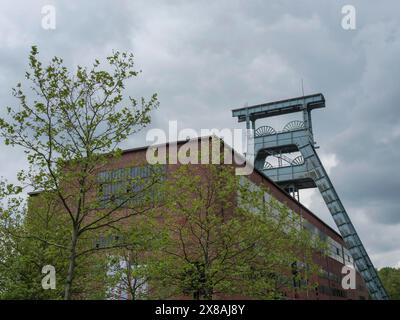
97, 164, 166, 208
327, 238, 344, 263
320, 268, 329, 279
318, 285, 331, 295
331, 288, 347, 298
328, 272, 341, 283
93, 234, 125, 249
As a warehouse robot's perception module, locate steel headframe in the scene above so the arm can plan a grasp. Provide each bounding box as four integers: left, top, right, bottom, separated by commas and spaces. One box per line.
232, 93, 389, 300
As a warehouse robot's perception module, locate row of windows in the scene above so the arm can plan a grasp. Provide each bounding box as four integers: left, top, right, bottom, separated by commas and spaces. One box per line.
303, 219, 355, 266
319, 268, 341, 283
317, 285, 348, 298
327, 238, 355, 266
94, 234, 125, 249
97, 165, 166, 208
239, 177, 356, 266
97, 165, 163, 183
239, 177, 302, 231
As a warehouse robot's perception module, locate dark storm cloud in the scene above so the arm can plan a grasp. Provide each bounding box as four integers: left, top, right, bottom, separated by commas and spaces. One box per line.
0, 0, 399, 267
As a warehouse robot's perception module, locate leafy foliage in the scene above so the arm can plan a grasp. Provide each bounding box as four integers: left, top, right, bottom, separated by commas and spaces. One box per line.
379, 267, 400, 300
0, 46, 159, 299
149, 164, 322, 299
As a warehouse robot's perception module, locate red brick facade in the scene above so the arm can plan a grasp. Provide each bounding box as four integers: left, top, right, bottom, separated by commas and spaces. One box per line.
96, 137, 369, 300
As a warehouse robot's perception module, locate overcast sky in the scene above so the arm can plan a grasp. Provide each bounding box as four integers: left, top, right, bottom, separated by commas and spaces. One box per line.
0, 0, 399, 268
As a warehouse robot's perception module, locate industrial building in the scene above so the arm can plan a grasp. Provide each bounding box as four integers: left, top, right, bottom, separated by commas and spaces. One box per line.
27, 94, 385, 300
94, 135, 370, 300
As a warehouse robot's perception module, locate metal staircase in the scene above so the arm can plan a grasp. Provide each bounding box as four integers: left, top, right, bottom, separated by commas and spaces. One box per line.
232, 93, 389, 300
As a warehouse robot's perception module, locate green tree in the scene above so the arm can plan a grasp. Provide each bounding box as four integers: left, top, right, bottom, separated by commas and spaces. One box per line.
0, 46, 159, 299
0, 184, 111, 299
0, 186, 65, 299
151, 163, 322, 300
379, 267, 400, 300
105, 213, 167, 300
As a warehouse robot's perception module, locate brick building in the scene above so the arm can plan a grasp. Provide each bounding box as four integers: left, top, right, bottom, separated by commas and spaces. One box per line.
90, 136, 369, 300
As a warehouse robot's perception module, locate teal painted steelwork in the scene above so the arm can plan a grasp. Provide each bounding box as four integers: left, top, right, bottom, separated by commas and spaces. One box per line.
232, 93, 389, 300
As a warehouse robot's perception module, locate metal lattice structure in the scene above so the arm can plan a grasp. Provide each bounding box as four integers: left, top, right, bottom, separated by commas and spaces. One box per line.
291, 155, 304, 166
255, 125, 276, 137
263, 161, 273, 169
232, 93, 389, 300
282, 120, 305, 132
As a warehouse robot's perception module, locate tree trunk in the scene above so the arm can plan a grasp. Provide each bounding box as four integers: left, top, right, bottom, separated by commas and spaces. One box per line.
205, 287, 213, 300
64, 229, 78, 300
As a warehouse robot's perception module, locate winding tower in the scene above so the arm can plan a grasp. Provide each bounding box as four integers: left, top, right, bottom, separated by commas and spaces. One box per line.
232, 93, 388, 300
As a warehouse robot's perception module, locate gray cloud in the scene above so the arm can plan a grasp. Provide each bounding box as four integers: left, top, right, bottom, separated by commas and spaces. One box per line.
0, 0, 399, 268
